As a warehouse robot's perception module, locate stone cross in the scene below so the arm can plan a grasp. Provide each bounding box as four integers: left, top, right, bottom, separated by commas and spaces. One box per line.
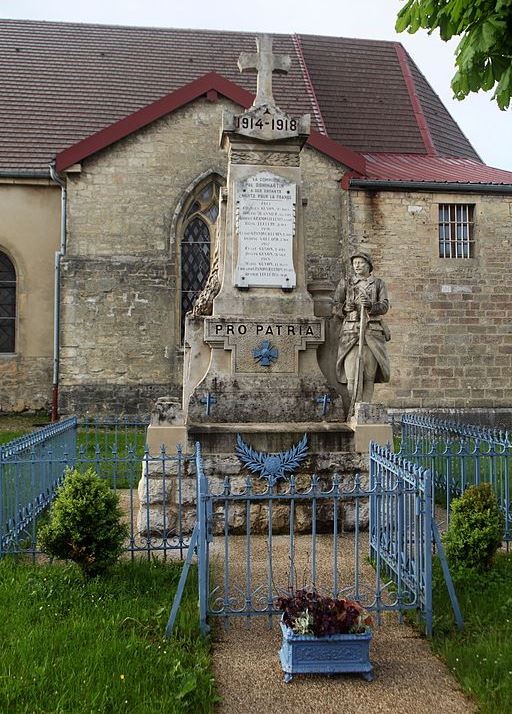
238, 34, 291, 108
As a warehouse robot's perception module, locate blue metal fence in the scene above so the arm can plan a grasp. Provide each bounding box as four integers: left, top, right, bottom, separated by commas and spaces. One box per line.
77, 416, 149, 486
187, 440, 451, 638
2, 416, 464, 638
400, 413, 511, 540
369, 443, 433, 634
0, 418, 77, 557
0, 416, 197, 559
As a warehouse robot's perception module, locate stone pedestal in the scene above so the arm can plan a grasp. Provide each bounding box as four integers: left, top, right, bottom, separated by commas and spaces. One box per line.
145, 396, 187, 454
349, 402, 393, 454
183, 130, 344, 426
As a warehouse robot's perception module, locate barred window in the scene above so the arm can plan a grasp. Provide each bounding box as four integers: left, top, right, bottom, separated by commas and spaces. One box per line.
438, 204, 475, 258
0, 251, 16, 353
180, 177, 222, 340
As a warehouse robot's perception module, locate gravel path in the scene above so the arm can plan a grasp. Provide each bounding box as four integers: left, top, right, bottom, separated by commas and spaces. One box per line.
210, 534, 475, 714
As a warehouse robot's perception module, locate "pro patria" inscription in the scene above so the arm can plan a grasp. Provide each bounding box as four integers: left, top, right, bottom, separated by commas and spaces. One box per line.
204, 317, 323, 374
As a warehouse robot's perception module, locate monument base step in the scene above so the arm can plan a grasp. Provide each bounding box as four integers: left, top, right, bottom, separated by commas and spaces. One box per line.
187, 421, 353, 454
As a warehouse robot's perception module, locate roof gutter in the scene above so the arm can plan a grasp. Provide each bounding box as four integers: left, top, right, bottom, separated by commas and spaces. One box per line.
0, 169, 52, 179
49, 162, 67, 422
349, 179, 512, 195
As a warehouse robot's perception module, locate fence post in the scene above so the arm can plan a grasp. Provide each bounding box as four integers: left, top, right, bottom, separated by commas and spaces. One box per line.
368, 442, 375, 562
505, 440, 510, 542
196, 442, 210, 635
423, 468, 433, 638
0, 447, 3, 559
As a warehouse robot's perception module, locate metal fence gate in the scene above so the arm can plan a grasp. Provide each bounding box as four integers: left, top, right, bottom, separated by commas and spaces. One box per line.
191, 441, 449, 637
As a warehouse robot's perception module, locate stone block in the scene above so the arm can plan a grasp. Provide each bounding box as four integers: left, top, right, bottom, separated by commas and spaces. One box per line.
136, 505, 178, 538
353, 425, 393, 454
145, 425, 188, 457
342, 498, 370, 531
137, 474, 176, 505
141, 457, 181, 478
178, 477, 198, 506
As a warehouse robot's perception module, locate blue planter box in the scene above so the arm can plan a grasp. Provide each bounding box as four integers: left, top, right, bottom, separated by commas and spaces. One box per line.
279, 619, 373, 683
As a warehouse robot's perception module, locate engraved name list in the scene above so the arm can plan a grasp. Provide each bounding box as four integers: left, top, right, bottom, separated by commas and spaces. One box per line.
235, 171, 297, 289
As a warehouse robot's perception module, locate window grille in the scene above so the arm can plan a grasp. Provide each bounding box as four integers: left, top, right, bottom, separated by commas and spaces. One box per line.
0, 252, 16, 353
180, 178, 222, 340
438, 204, 475, 258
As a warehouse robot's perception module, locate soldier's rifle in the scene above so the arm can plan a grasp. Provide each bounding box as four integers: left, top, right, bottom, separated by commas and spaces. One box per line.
349, 290, 368, 416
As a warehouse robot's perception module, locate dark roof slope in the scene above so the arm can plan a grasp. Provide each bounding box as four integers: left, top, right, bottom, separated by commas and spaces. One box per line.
0, 20, 312, 174
298, 35, 426, 154
0, 18, 482, 175
406, 54, 480, 160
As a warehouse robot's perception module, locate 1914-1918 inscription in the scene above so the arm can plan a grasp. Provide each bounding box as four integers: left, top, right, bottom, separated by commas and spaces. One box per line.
235, 171, 296, 289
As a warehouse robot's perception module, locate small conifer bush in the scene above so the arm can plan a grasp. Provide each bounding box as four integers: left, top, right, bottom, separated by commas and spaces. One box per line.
443, 483, 504, 572
39, 467, 128, 578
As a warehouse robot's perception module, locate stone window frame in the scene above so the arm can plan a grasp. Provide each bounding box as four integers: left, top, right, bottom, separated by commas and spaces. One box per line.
0, 248, 17, 354
437, 202, 475, 259
172, 171, 225, 344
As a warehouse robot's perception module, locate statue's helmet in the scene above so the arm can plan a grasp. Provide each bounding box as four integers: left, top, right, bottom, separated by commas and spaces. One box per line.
350, 251, 373, 273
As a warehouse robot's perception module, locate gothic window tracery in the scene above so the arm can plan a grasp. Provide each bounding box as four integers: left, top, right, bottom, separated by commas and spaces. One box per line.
0, 251, 16, 353
180, 177, 222, 340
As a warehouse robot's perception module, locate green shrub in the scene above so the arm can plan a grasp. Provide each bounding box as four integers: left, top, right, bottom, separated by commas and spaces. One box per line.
443, 483, 504, 572
39, 467, 128, 578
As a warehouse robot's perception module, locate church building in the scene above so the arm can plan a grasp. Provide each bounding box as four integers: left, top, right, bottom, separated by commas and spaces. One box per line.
1, 19, 511, 416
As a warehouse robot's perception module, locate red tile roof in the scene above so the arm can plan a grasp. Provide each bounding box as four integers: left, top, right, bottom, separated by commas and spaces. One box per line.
1, 18, 511, 188
362, 154, 512, 185
0, 20, 313, 175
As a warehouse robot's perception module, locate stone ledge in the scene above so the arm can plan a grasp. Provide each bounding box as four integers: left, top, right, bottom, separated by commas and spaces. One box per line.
187, 421, 353, 433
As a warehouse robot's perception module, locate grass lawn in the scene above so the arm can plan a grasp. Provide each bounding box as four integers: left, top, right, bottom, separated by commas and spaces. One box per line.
0, 414, 150, 489
0, 559, 215, 713
75, 427, 148, 489
432, 551, 512, 714
0, 412, 50, 446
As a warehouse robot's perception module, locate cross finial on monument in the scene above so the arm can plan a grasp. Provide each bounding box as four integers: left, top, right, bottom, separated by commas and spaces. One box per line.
238, 34, 291, 108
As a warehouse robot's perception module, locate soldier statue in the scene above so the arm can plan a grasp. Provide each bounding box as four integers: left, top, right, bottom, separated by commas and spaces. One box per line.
332, 251, 391, 408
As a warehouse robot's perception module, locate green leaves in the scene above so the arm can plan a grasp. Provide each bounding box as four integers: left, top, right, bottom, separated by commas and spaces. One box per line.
494, 64, 512, 109
395, 1, 416, 33
396, 0, 512, 109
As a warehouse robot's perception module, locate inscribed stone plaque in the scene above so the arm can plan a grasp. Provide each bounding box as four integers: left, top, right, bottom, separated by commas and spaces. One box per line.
204, 317, 323, 374
235, 171, 296, 289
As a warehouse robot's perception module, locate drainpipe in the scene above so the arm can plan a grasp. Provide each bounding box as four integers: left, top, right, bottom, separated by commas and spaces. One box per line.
49, 163, 67, 422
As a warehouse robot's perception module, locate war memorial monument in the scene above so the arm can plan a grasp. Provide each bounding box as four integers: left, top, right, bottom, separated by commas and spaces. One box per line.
139, 36, 392, 534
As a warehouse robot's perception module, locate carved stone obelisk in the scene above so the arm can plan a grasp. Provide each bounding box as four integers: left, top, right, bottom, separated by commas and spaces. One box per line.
181, 34, 344, 434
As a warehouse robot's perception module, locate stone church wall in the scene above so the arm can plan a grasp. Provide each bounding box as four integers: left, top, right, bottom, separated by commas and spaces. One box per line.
0, 182, 60, 412
60, 93, 512, 416
60, 97, 346, 414
346, 189, 512, 409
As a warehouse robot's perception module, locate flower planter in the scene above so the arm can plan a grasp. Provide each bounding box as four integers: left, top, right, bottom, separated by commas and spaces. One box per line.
279, 619, 373, 683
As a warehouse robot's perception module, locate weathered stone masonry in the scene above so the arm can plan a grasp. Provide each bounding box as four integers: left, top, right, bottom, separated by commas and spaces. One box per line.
59, 256, 175, 415
60, 97, 347, 414
60, 94, 512, 415
347, 189, 512, 409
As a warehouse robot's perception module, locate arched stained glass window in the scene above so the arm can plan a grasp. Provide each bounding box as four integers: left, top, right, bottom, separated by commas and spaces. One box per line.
180, 177, 222, 340
0, 252, 16, 353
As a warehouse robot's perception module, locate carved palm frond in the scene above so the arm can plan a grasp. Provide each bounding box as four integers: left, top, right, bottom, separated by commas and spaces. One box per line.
236, 433, 308, 483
